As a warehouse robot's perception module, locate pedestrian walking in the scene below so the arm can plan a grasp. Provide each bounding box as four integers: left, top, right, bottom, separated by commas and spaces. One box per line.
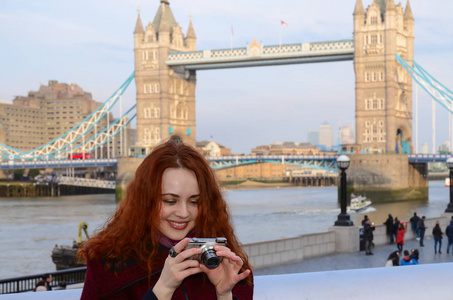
364, 218, 375, 255
361, 215, 369, 226
396, 223, 406, 252
418, 216, 427, 247
394, 217, 401, 242
384, 214, 395, 244
446, 216, 453, 254
432, 221, 443, 254
410, 212, 421, 239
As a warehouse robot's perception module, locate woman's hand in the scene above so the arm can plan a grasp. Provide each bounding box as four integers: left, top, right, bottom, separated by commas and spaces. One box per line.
152, 238, 203, 300
200, 245, 251, 299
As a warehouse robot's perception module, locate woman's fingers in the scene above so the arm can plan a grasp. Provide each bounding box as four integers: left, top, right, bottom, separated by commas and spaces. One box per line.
173, 238, 190, 254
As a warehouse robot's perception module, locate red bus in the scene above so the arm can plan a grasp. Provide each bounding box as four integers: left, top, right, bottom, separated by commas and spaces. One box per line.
68, 153, 92, 160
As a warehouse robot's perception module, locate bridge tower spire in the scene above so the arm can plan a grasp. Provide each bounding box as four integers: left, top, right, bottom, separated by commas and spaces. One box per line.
133, 0, 197, 154
353, 0, 414, 153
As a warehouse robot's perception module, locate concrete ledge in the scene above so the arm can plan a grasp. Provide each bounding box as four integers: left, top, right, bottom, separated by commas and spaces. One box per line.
3, 263, 452, 299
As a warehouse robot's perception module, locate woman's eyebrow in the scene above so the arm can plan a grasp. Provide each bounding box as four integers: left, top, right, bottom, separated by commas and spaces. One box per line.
161, 193, 180, 198
189, 194, 200, 199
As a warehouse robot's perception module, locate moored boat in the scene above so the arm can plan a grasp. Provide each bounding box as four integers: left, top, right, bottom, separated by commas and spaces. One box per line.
51, 222, 89, 270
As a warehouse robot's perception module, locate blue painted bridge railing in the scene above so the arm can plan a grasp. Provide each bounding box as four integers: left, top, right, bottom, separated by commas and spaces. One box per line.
208, 154, 339, 172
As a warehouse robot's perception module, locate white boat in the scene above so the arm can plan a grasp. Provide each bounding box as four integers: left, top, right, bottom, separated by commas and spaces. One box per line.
347, 194, 372, 212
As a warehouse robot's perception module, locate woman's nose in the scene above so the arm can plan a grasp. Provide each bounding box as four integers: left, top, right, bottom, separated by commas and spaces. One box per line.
175, 203, 189, 218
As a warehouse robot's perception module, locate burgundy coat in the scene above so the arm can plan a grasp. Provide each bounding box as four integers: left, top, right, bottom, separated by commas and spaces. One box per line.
81, 245, 254, 300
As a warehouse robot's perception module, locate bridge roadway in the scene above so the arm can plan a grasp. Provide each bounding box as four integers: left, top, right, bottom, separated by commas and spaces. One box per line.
0, 154, 451, 171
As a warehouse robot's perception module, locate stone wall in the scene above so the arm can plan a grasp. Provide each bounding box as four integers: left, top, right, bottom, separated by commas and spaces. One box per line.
346, 154, 428, 201
243, 232, 335, 269
246, 214, 451, 270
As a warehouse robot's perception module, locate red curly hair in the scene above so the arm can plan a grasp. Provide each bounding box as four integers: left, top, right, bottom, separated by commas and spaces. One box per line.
78, 136, 252, 277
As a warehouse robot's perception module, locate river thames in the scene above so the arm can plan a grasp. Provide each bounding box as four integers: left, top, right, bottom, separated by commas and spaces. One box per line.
0, 180, 449, 279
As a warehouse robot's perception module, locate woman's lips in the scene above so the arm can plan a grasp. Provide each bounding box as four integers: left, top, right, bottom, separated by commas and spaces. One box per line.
167, 220, 188, 230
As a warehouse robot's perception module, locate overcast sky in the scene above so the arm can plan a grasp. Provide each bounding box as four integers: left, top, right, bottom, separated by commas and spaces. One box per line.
1, 0, 452, 154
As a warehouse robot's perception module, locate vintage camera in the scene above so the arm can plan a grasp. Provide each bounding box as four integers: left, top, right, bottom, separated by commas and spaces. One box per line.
184, 237, 227, 269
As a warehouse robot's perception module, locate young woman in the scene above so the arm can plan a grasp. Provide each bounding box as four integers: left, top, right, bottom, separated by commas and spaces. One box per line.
384, 250, 400, 267
78, 136, 253, 299
396, 223, 406, 252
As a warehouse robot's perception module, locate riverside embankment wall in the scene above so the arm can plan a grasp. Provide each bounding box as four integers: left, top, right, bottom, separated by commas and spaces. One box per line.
347, 154, 428, 202
246, 214, 451, 269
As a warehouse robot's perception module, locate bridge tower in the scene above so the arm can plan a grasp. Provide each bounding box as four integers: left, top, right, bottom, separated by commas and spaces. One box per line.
133, 0, 197, 155
353, 0, 414, 153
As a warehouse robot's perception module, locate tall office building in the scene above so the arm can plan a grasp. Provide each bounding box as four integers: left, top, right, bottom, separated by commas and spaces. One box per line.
339, 125, 355, 145
307, 129, 319, 146
318, 122, 333, 149
421, 142, 429, 154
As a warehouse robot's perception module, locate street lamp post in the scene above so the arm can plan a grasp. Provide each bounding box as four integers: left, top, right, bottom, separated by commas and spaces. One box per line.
335, 155, 353, 226
446, 157, 453, 213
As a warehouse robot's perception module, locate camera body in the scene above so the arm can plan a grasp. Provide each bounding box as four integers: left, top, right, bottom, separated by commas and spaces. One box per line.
184, 237, 227, 269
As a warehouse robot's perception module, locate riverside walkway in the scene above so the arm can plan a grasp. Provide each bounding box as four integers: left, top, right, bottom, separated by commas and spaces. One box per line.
255, 236, 453, 275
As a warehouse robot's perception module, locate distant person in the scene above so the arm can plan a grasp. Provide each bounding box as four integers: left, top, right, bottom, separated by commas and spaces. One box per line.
418, 216, 427, 247
34, 280, 47, 292
393, 217, 401, 242
432, 221, 443, 254
401, 250, 419, 266
396, 223, 407, 252
385, 250, 400, 267
54, 281, 67, 290
446, 216, 453, 254
410, 212, 421, 239
363, 218, 375, 255
384, 214, 395, 244
361, 215, 369, 226
41, 274, 52, 291
410, 249, 420, 263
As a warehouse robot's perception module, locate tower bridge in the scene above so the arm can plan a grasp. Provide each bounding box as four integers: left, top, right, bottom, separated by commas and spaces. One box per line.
2, 0, 452, 201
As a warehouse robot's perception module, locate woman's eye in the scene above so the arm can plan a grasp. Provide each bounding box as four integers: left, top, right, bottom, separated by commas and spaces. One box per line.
190, 200, 199, 205
163, 200, 176, 205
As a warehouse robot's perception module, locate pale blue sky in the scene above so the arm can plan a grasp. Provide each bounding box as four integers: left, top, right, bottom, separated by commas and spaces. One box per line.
1, 0, 452, 153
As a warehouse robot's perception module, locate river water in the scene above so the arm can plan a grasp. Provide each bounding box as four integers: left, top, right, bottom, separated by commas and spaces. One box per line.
0, 181, 449, 279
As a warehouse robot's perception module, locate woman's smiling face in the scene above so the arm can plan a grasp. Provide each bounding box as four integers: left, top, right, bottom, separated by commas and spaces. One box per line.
158, 168, 200, 240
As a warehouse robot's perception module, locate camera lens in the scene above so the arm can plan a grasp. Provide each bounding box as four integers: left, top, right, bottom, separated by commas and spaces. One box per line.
201, 249, 221, 269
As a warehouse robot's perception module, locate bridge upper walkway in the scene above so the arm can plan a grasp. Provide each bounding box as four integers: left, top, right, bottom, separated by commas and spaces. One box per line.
167, 39, 354, 70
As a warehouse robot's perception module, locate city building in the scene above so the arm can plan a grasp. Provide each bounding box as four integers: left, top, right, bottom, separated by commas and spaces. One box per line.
251, 142, 320, 156
196, 140, 231, 157
339, 125, 355, 145
0, 80, 136, 158
318, 122, 333, 150
421, 142, 429, 154
307, 129, 319, 146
